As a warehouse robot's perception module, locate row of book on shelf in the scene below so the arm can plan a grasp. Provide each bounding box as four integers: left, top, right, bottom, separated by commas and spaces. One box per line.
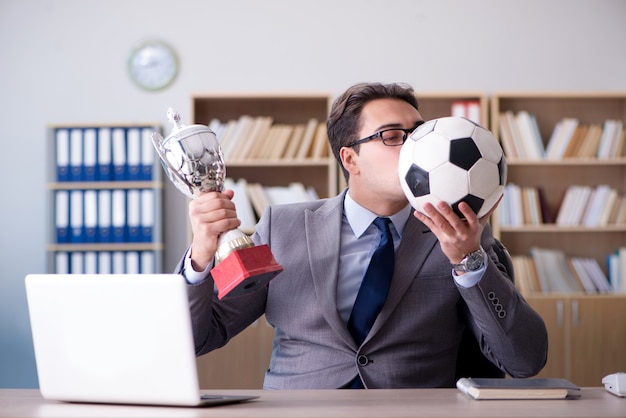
511, 247, 626, 295
55, 189, 155, 244
226, 178, 319, 232
206, 116, 329, 162
498, 111, 625, 160
53, 250, 157, 274
54, 126, 157, 182
499, 183, 626, 227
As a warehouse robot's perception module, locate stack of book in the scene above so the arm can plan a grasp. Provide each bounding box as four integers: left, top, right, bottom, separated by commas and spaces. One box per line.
499, 184, 626, 227
207, 116, 329, 162
554, 184, 626, 227
498, 112, 625, 160
224, 178, 319, 234
511, 248, 615, 294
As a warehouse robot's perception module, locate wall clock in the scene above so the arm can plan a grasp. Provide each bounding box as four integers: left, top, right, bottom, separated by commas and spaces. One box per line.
128, 40, 178, 91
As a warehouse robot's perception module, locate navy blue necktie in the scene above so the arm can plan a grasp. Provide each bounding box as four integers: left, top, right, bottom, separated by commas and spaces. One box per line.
348, 217, 395, 346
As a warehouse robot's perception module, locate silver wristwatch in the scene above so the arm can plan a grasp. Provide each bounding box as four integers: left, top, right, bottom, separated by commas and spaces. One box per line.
451, 247, 486, 273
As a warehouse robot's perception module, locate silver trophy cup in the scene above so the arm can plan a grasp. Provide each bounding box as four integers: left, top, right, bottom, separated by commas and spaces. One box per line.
152, 108, 283, 298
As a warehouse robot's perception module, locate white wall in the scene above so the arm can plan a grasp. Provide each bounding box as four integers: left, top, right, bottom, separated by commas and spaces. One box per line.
1, 0, 624, 388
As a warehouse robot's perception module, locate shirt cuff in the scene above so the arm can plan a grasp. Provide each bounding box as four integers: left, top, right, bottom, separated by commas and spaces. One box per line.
182, 247, 213, 285
452, 253, 488, 288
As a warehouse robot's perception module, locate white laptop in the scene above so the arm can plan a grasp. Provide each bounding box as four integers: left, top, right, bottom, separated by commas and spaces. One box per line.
24, 273, 258, 407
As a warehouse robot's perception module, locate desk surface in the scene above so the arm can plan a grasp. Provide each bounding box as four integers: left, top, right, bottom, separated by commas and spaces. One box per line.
0, 388, 624, 418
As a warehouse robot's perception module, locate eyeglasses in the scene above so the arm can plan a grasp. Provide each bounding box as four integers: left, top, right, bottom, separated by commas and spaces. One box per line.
346, 121, 424, 148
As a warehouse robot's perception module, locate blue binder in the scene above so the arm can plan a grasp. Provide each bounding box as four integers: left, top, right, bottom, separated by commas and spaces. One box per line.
112, 128, 127, 181
55, 190, 70, 243
97, 189, 112, 243
69, 190, 84, 243
69, 129, 84, 182
83, 128, 97, 182
140, 189, 154, 243
111, 189, 126, 242
55, 129, 70, 182
126, 189, 141, 243
83, 190, 98, 243
127, 128, 142, 181
141, 127, 155, 180
97, 127, 112, 181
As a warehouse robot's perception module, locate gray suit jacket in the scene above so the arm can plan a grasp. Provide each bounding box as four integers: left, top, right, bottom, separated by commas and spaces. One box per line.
178, 190, 548, 389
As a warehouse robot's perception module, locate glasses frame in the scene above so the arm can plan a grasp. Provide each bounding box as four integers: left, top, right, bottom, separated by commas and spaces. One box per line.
346, 121, 424, 148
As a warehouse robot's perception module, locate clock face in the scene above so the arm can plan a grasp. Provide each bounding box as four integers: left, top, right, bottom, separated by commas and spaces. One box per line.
128, 41, 178, 91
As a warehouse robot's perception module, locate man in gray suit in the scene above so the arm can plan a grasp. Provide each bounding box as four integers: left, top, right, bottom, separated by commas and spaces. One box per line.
176, 82, 548, 389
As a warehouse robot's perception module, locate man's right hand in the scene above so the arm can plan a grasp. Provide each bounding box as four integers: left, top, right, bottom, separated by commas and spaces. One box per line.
189, 189, 242, 271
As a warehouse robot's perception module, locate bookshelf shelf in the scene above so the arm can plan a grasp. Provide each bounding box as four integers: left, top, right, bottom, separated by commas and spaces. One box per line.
48, 181, 163, 190
507, 158, 626, 166
499, 225, 626, 233
47, 243, 163, 252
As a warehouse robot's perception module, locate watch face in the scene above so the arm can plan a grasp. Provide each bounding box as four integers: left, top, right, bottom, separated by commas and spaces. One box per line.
128, 41, 178, 91
466, 250, 485, 271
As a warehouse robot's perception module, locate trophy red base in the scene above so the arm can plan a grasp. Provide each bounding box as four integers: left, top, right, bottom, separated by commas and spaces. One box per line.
211, 244, 284, 299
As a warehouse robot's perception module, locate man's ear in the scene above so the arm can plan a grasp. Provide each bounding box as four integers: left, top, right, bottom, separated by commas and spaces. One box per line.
340, 147, 359, 176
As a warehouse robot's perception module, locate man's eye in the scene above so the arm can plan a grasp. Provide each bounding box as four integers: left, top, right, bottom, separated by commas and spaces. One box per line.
383, 131, 402, 142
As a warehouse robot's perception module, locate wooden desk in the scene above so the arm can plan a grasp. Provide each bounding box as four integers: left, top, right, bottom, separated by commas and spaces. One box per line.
0, 388, 624, 418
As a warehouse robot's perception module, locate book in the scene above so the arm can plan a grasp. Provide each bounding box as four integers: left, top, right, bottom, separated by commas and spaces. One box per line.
530, 247, 584, 293
562, 123, 588, 158
544, 118, 578, 160
575, 123, 603, 158
269, 125, 295, 160
224, 177, 257, 232
281, 123, 305, 159
310, 123, 329, 159
515, 111, 544, 160
295, 118, 319, 160
456, 377, 580, 400
239, 116, 273, 160
498, 112, 519, 159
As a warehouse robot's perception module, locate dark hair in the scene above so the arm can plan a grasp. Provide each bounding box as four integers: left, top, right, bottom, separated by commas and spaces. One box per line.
326, 82, 419, 182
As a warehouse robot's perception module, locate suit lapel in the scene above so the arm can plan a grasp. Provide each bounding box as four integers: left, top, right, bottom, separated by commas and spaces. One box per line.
365, 216, 438, 343
304, 192, 356, 347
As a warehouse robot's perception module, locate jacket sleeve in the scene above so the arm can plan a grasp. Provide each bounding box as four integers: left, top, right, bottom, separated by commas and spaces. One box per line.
456, 227, 548, 378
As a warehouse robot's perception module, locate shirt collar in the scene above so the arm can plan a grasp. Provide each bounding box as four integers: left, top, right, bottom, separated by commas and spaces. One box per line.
344, 190, 412, 238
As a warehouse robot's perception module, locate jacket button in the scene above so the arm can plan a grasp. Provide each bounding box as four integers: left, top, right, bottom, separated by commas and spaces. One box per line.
357, 355, 369, 366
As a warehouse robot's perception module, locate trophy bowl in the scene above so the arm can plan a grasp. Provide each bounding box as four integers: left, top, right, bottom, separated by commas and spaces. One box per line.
152, 108, 283, 298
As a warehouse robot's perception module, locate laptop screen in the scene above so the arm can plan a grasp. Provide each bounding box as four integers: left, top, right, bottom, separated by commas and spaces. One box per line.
25, 274, 204, 406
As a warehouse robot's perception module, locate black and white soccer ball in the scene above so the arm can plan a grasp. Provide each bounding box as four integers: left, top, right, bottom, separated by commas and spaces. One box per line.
398, 116, 507, 218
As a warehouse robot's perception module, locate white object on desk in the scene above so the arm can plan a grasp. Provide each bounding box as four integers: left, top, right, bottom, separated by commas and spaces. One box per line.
602, 372, 626, 397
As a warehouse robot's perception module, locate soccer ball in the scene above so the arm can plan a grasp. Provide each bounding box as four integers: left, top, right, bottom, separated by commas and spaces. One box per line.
398, 116, 507, 218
